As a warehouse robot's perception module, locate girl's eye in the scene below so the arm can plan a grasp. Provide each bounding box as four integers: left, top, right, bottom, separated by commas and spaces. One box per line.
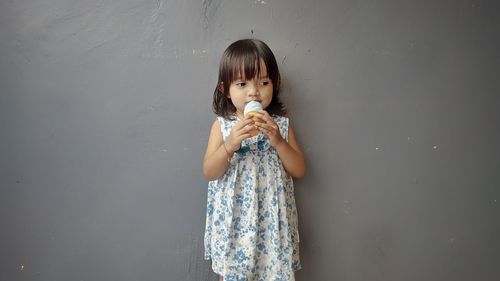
260, 80, 270, 86
237, 82, 247, 87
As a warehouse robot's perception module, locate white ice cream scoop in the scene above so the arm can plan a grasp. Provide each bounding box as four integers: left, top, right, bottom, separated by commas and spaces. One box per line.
244, 101, 263, 116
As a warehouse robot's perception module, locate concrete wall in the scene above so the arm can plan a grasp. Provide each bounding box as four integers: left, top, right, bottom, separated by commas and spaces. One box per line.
1, 0, 499, 280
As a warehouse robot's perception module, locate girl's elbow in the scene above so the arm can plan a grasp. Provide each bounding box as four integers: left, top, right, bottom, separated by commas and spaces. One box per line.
293, 170, 306, 179
203, 170, 212, 181
203, 165, 222, 181
203, 169, 216, 181
202, 163, 213, 180
291, 165, 306, 179
204, 172, 218, 181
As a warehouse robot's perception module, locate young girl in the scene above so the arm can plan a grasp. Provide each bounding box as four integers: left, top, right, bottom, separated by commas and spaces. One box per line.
203, 39, 306, 281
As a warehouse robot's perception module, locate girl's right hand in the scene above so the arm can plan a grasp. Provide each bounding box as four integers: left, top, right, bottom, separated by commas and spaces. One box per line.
225, 116, 256, 152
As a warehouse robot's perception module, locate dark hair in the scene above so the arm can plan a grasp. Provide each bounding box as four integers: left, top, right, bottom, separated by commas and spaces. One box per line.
212, 39, 286, 119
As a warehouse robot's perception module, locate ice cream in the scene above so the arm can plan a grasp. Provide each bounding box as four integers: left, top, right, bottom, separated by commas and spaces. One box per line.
244, 101, 263, 116
244, 101, 263, 136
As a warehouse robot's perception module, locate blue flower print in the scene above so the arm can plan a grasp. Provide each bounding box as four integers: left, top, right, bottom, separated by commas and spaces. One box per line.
204, 116, 301, 280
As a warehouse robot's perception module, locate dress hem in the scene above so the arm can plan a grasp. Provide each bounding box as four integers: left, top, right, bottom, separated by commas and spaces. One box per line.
204, 256, 303, 276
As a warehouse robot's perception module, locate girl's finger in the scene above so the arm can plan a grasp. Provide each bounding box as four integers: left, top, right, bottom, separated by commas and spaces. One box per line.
240, 124, 257, 134
237, 133, 252, 142
260, 114, 275, 125
257, 110, 271, 119
256, 121, 278, 132
260, 128, 275, 139
255, 111, 275, 125
247, 112, 264, 123
254, 121, 267, 129
259, 126, 270, 134
235, 118, 255, 130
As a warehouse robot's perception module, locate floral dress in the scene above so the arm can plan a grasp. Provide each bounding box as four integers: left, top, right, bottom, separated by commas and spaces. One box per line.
204, 115, 301, 281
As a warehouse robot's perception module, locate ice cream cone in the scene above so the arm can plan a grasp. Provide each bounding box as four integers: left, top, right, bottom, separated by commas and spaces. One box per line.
244, 101, 263, 137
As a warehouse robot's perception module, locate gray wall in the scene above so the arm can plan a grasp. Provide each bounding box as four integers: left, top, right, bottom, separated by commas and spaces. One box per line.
1, 0, 499, 280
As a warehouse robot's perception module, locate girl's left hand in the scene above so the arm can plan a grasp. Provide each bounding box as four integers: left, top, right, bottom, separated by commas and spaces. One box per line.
254, 111, 285, 148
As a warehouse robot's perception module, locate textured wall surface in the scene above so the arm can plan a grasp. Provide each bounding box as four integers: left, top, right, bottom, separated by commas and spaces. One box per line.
1, 0, 499, 280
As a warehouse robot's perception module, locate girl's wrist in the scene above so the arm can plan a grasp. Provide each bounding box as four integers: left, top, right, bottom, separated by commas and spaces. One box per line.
273, 137, 287, 149
223, 141, 232, 153
222, 142, 234, 162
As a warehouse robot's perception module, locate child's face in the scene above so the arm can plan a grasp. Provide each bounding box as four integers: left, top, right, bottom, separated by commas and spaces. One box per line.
228, 60, 273, 119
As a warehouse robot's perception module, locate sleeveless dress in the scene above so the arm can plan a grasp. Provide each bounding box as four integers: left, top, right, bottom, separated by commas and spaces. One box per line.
204, 115, 301, 281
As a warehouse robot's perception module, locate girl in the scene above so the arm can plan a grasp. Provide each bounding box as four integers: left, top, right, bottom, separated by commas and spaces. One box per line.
203, 39, 306, 281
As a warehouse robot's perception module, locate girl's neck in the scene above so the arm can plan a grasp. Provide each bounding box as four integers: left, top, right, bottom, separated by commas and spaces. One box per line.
233, 110, 244, 120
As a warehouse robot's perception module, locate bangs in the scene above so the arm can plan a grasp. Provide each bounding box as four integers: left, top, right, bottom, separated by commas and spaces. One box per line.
224, 51, 263, 83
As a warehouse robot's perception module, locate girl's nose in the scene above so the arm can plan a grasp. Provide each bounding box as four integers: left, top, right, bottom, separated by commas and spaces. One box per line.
248, 82, 260, 96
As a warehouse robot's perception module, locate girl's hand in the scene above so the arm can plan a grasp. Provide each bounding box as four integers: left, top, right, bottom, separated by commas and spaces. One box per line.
254, 111, 285, 147
225, 116, 256, 152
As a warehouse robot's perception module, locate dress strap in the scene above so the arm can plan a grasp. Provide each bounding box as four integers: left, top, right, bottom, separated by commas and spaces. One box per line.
275, 116, 289, 142
216, 116, 233, 141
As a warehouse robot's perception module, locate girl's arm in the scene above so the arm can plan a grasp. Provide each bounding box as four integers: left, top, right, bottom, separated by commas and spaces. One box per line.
274, 124, 306, 179
254, 112, 306, 179
203, 118, 255, 181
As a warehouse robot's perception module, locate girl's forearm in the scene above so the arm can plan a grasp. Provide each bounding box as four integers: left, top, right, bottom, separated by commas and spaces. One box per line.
203, 143, 233, 181
274, 141, 306, 179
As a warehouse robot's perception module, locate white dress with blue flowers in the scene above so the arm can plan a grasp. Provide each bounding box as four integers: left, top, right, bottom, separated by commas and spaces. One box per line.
204, 115, 301, 281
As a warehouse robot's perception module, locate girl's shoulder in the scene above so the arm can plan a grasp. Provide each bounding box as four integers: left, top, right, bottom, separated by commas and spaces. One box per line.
215, 115, 237, 127
216, 114, 237, 121
214, 116, 237, 137
273, 114, 288, 121
273, 114, 289, 126
271, 115, 290, 142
